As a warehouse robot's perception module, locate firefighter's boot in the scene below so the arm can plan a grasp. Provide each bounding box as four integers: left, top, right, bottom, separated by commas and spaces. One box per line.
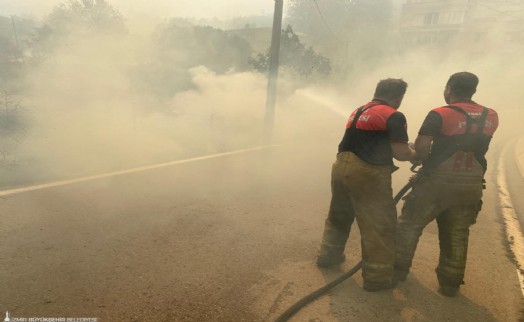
317, 219, 348, 268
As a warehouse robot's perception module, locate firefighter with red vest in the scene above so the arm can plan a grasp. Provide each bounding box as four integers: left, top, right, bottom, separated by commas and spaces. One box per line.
317, 78, 418, 292
395, 72, 499, 297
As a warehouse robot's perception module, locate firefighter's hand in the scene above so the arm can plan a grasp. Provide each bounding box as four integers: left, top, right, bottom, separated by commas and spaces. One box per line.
407, 142, 421, 165
410, 158, 422, 166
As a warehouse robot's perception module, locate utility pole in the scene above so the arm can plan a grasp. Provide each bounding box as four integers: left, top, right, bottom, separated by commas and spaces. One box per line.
11, 16, 20, 55
264, 0, 284, 141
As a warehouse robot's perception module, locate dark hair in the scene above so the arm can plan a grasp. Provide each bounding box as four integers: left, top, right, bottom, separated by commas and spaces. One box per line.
446, 72, 478, 98
373, 78, 408, 100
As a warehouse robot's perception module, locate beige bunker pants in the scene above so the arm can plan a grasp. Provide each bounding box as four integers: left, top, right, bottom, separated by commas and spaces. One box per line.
395, 160, 483, 287
319, 152, 397, 285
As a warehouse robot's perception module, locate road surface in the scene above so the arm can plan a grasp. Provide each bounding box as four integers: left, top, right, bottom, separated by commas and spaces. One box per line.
0, 140, 523, 321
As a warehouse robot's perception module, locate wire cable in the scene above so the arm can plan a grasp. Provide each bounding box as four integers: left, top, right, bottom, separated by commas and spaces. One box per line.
474, 0, 524, 21
312, 0, 341, 41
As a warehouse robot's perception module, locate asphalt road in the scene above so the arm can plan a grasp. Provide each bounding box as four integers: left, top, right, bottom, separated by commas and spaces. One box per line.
0, 141, 523, 321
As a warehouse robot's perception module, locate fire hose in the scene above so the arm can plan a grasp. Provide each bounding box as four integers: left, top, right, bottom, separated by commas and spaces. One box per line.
274, 165, 421, 322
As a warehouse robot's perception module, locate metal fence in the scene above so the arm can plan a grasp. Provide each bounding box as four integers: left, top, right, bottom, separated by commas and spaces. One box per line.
0, 88, 29, 167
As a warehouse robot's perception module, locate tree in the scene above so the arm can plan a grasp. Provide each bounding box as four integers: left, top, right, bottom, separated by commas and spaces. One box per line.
250, 25, 331, 78
32, 0, 126, 56
132, 19, 254, 100
0, 16, 37, 90
155, 22, 253, 73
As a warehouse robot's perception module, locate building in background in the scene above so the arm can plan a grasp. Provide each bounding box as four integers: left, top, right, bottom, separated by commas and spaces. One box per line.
399, 0, 524, 49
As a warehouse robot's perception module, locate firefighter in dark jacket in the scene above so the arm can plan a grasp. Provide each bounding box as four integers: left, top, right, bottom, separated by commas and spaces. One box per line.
395, 72, 499, 297
317, 78, 418, 292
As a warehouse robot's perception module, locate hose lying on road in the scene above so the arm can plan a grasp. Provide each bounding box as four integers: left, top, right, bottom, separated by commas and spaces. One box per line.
274, 169, 420, 322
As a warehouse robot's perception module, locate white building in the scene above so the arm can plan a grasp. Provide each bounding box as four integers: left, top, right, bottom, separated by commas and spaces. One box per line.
399, 0, 524, 47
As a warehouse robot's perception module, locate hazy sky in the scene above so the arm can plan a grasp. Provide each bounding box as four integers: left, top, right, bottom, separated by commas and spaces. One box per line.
0, 0, 275, 19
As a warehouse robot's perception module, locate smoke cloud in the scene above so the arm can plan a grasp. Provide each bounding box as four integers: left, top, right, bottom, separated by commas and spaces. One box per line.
1, 0, 522, 188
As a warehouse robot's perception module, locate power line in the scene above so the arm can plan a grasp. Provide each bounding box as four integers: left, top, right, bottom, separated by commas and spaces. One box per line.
474, 0, 524, 21
312, 0, 341, 41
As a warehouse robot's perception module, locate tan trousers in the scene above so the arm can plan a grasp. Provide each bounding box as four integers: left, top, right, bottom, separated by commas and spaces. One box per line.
320, 152, 397, 284
395, 157, 483, 287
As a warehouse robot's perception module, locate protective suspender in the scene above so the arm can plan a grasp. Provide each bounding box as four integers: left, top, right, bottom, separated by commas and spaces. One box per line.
445, 105, 489, 135
349, 103, 381, 132
445, 105, 489, 172
422, 105, 490, 174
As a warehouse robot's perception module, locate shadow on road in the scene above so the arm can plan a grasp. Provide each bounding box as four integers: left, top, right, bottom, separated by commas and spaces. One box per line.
317, 268, 497, 322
